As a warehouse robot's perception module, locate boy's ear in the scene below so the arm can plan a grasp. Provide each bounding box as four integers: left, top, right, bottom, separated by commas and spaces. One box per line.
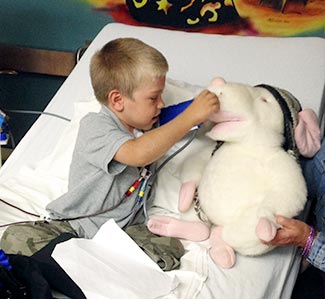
108, 89, 124, 112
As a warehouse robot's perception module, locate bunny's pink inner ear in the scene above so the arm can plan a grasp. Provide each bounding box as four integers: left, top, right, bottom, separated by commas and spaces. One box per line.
294, 109, 321, 158
210, 77, 226, 86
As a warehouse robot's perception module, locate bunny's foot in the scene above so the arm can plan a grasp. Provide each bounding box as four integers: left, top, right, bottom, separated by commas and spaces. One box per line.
209, 226, 236, 269
147, 216, 210, 241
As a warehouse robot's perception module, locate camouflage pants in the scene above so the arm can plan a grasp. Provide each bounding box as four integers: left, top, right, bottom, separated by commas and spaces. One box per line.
0, 220, 77, 256
126, 224, 185, 271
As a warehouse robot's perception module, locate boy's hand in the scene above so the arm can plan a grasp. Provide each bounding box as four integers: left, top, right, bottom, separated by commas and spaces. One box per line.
264, 215, 310, 248
116, 89, 219, 167
185, 89, 220, 125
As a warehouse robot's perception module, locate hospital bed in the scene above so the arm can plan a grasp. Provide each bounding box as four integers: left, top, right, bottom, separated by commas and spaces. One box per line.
0, 23, 324, 299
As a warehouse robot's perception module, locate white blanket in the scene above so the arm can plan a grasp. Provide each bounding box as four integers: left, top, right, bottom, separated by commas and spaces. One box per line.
52, 220, 180, 299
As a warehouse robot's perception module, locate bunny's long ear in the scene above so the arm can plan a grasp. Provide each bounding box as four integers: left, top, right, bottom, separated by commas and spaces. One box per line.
294, 109, 321, 158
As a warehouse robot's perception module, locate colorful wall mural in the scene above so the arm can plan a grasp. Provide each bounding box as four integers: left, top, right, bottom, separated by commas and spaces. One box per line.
88, 0, 325, 37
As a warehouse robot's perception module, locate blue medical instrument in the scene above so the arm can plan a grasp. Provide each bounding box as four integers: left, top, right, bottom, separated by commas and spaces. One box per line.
159, 99, 193, 126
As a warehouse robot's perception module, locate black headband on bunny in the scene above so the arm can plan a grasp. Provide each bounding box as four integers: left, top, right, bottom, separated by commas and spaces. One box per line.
255, 84, 302, 159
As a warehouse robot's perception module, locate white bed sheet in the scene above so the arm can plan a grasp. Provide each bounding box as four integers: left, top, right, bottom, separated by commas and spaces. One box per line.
0, 23, 324, 299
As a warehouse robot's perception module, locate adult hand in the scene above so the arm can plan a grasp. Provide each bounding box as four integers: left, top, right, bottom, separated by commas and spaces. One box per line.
265, 215, 311, 248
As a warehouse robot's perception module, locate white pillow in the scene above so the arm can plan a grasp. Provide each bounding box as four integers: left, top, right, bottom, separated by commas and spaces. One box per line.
163, 78, 203, 106
35, 98, 101, 182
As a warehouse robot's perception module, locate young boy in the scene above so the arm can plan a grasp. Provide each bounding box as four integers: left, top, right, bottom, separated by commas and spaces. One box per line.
0, 38, 219, 255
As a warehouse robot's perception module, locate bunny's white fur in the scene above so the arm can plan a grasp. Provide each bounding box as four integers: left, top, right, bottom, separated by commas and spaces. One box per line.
148, 78, 307, 268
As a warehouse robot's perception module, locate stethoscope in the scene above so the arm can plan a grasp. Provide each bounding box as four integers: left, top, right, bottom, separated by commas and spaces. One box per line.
52, 128, 199, 223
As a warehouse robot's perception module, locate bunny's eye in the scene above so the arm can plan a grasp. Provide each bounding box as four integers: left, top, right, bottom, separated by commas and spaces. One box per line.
260, 97, 268, 103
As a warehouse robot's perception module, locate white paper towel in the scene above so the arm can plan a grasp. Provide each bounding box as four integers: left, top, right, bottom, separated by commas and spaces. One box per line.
52, 219, 179, 299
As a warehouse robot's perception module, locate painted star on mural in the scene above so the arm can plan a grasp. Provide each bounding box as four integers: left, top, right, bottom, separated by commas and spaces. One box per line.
156, 0, 172, 14
90, 0, 325, 37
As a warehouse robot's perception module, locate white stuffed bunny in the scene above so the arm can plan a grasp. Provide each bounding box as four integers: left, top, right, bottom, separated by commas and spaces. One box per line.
148, 77, 308, 268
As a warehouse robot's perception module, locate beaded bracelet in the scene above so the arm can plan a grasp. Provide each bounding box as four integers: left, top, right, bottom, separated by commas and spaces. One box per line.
301, 226, 316, 258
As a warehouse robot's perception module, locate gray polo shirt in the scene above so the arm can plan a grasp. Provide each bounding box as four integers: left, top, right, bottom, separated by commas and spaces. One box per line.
46, 105, 153, 238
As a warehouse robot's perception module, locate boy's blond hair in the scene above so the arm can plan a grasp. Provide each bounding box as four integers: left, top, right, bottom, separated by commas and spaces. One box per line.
90, 38, 169, 105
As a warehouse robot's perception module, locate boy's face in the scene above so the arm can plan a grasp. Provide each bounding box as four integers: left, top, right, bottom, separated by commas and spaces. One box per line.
121, 76, 166, 132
